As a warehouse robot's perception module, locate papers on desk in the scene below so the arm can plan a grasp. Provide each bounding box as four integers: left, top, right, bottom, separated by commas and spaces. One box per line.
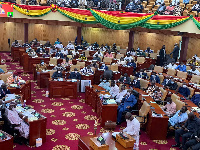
142, 94, 149, 97
150, 101, 157, 103
49, 64, 55, 66
152, 113, 163, 118
107, 99, 117, 104
10, 84, 18, 88
5, 94, 15, 101
72, 79, 77, 82
192, 107, 200, 113
19, 80, 26, 84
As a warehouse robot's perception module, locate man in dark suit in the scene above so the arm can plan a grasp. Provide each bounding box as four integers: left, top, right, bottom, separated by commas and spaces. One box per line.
150, 72, 160, 84
135, 69, 148, 79
52, 68, 63, 79
170, 43, 179, 62
103, 68, 113, 80
0, 84, 11, 99
132, 76, 140, 89
55, 50, 64, 59
159, 45, 166, 66
68, 68, 81, 80
127, 59, 136, 71
117, 90, 137, 125
36, 45, 45, 54
119, 73, 131, 84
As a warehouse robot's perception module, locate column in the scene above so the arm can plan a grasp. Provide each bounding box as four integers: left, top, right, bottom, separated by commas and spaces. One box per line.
77, 26, 82, 45
24, 23, 28, 42
128, 31, 134, 51
179, 36, 189, 63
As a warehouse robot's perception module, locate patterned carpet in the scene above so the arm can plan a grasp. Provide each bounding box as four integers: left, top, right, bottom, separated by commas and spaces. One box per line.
1, 52, 178, 150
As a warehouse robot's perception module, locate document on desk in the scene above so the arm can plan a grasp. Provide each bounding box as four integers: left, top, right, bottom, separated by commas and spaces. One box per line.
5, 94, 15, 101
142, 94, 149, 97
152, 113, 163, 118
107, 99, 117, 104
112, 132, 120, 138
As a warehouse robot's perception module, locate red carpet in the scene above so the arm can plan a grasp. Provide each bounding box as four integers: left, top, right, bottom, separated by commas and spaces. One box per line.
1, 52, 178, 150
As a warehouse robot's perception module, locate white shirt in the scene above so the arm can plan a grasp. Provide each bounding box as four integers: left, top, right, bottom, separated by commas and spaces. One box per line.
118, 60, 126, 65
93, 51, 103, 57
115, 90, 127, 103
72, 51, 79, 56
124, 56, 133, 62
188, 69, 200, 75
167, 63, 177, 69
61, 49, 68, 55
123, 118, 140, 147
55, 44, 63, 49
66, 44, 75, 49
127, 51, 136, 56
87, 46, 93, 50
109, 85, 120, 97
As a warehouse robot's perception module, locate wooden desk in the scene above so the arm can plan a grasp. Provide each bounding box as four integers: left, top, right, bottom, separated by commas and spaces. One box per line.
11, 47, 25, 61
85, 85, 118, 126
94, 70, 104, 85
8, 81, 31, 101
0, 55, 1, 65
0, 130, 13, 150
49, 79, 77, 99
118, 66, 133, 76
29, 117, 47, 146
78, 132, 133, 150
33, 64, 54, 80
19, 49, 26, 66
37, 72, 50, 88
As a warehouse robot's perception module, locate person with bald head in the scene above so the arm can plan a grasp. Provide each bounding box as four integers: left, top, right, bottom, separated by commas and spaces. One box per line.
172, 112, 200, 149
123, 112, 140, 150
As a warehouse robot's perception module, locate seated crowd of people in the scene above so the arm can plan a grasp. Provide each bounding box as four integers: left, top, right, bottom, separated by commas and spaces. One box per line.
3, 37, 200, 149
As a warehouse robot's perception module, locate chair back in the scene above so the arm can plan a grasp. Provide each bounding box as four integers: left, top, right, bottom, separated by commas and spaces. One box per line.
173, 99, 185, 111
83, 50, 90, 57
119, 49, 127, 54
116, 46, 120, 51
191, 75, 200, 84
50, 58, 57, 66
177, 71, 187, 79
40, 41, 46, 45
150, 53, 157, 59
139, 101, 150, 118
171, 93, 180, 102
130, 75, 134, 81
188, 87, 194, 98
110, 64, 118, 71
160, 87, 167, 101
103, 57, 112, 65
77, 62, 85, 68
50, 70, 57, 78
70, 65, 81, 71
153, 65, 163, 73
116, 54, 124, 59
137, 57, 145, 64
186, 66, 191, 71
140, 79, 149, 89
0, 65, 7, 72
1, 73, 12, 82
167, 68, 176, 76
67, 55, 73, 59
158, 75, 164, 83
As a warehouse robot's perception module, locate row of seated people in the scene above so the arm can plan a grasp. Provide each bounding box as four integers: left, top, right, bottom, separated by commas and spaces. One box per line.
97, 74, 200, 149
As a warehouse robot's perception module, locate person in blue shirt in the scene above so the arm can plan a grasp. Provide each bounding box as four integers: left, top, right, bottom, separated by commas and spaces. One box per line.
162, 75, 171, 86
178, 83, 190, 98
117, 90, 137, 125
175, 62, 187, 72
100, 63, 108, 70
68, 68, 81, 80
135, 69, 148, 79
99, 78, 110, 91
183, 0, 190, 4
0, 68, 4, 73
191, 93, 200, 106
54, 38, 60, 45
150, 72, 160, 84
127, 59, 136, 72
168, 106, 188, 127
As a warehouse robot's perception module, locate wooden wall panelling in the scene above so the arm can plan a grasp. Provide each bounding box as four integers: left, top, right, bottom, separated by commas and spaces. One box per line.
187, 37, 200, 59
28, 24, 77, 46
133, 32, 181, 54
0, 22, 24, 51
82, 27, 129, 49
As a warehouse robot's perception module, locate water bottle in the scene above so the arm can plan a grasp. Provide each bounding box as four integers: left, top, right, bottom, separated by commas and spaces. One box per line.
23, 100, 26, 107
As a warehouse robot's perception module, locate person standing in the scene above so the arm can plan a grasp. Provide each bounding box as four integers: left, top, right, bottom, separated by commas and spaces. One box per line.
170, 43, 179, 62
159, 45, 166, 66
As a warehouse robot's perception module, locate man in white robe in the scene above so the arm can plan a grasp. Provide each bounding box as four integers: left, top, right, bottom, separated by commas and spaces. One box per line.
123, 112, 140, 150
66, 41, 75, 49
